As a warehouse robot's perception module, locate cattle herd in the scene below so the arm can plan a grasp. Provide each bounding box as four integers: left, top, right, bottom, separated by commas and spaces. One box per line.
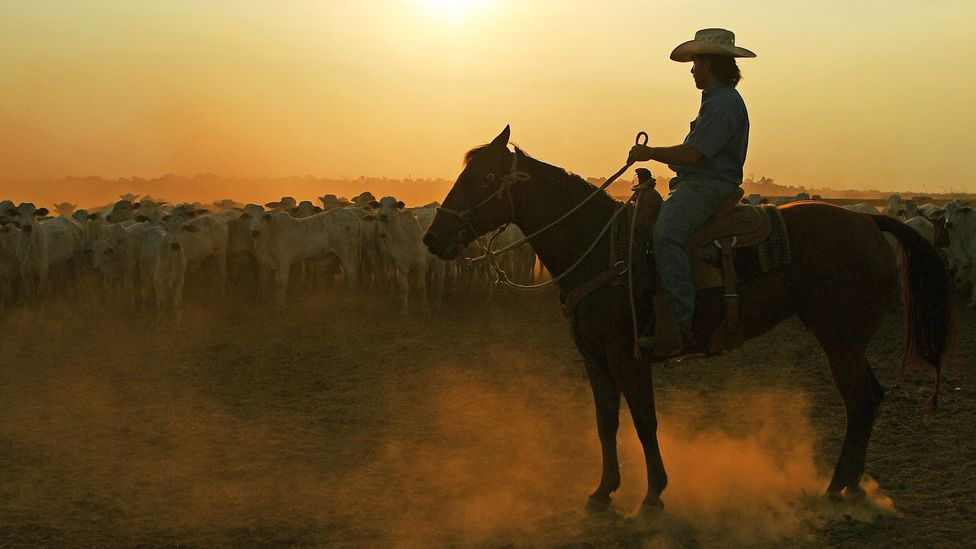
0, 191, 539, 324
1, 190, 973, 324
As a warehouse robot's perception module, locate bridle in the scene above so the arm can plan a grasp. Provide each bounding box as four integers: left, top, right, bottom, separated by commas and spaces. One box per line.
434, 148, 529, 244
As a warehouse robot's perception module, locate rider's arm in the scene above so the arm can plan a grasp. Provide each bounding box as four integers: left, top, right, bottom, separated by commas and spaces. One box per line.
628, 144, 704, 166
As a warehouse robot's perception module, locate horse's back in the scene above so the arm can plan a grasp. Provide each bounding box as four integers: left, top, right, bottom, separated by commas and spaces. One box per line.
778, 202, 899, 339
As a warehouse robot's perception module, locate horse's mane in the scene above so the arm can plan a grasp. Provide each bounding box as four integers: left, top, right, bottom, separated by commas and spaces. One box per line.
463, 144, 490, 166
462, 144, 615, 203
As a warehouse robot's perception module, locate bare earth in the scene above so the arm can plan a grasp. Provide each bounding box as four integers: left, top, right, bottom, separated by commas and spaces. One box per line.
1, 288, 973, 547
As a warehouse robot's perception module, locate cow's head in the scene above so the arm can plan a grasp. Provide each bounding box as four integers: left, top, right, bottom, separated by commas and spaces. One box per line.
237, 204, 267, 238
13, 203, 48, 233
376, 196, 405, 223
106, 200, 137, 223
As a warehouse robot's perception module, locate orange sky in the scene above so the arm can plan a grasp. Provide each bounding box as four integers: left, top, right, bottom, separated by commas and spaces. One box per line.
1, 1, 974, 193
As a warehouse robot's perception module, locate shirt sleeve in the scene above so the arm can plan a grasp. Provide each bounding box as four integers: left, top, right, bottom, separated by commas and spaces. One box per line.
684, 95, 744, 160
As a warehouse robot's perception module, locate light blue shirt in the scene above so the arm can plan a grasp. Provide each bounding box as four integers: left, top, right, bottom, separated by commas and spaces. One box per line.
668, 84, 749, 185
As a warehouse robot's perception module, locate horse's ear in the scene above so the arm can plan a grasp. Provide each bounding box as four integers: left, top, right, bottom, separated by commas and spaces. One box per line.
490, 125, 510, 149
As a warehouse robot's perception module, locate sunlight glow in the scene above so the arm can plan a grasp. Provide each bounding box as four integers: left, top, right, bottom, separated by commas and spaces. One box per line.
419, 0, 484, 21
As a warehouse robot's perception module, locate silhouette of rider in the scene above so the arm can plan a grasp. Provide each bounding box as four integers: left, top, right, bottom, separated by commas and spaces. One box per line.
628, 29, 756, 353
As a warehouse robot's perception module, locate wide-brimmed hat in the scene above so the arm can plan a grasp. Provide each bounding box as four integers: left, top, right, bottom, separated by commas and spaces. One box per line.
670, 28, 756, 62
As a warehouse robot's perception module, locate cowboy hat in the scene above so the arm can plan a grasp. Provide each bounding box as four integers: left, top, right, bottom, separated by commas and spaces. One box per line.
670, 28, 756, 62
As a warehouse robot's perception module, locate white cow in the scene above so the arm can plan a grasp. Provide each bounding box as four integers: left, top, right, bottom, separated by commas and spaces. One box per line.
901, 200, 920, 219
265, 196, 298, 211
918, 203, 943, 219
168, 214, 229, 296
352, 192, 378, 210
105, 199, 167, 224
15, 203, 50, 308
291, 201, 322, 218
137, 219, 188, 325
0, 225, 20, 310
0, 200, 16, 223
904, 216, 936, 245
53, 202, 77, 217
942, 200, 963, 219
253, 208, 362, 309
373, 196, 428, 314
884, 194, 904, 217
226, 204, 263, 289
843, 203, 881, 215
213, 199, 242, 210
946, 207, 976, 306
319, 194, 353, 211
412, 205, 449, 309
742, 193, 767, 206
488, 225, 537, 288
11, 204, 84, 307
91, 222, 144, 307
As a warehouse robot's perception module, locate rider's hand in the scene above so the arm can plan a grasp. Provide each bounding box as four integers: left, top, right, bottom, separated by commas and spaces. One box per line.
628, 144, 653, 164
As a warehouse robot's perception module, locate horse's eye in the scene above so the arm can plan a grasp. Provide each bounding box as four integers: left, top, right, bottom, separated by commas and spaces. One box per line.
485, 173, 495, 182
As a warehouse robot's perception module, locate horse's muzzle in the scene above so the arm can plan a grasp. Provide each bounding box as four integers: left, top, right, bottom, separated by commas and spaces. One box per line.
423, 232, 461, 260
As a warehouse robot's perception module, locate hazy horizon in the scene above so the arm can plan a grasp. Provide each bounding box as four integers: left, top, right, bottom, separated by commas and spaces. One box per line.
2, 1, 974, 193
2, 171, 970, 212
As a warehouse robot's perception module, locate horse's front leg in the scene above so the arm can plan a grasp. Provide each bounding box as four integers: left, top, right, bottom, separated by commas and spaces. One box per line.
584, 359, 622, 512
612, 347, 668, 516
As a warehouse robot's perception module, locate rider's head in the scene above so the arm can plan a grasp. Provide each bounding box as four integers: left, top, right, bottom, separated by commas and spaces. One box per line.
691, 55, 742, 89
671, 28, 754, 89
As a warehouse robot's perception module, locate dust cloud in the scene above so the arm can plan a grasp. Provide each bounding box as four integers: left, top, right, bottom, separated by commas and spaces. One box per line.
0, 299, 898, 546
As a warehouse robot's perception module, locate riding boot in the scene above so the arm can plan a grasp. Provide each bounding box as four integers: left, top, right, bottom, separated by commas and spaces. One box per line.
637, 293, 691, 355
638, 320, 695, 356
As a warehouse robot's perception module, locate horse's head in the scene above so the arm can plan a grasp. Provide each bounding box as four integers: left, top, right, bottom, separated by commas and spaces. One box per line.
424, 125, 520, 260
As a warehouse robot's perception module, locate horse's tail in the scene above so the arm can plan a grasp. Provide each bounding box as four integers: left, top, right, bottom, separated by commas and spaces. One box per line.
873, 214, 951, 413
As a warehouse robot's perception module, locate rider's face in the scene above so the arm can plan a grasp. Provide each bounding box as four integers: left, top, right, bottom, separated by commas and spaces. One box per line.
691, 56, 710, 89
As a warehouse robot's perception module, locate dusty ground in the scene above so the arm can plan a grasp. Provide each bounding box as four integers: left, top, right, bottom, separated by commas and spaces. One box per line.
0, 288, 973, 548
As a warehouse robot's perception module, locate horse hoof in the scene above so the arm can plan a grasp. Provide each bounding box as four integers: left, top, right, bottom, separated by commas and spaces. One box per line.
585, 495, 612, 514
845, 486, 867, 503
632, 498, 665, 527
823, 490, 844, 503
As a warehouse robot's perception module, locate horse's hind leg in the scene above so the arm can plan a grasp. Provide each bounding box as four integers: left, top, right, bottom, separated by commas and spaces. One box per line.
584, 359, 622, 511
823, 346, 885, 497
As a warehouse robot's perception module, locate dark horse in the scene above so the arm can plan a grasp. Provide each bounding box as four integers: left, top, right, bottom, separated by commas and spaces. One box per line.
422, 126, 950, 516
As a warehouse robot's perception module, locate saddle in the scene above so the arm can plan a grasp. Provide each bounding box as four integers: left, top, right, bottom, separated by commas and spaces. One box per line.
654, 187, 791, 355
562, 185, 791, 357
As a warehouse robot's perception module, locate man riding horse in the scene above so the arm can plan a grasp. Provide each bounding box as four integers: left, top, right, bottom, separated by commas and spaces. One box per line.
628, 28, 756, 354
423, 27, 947, 516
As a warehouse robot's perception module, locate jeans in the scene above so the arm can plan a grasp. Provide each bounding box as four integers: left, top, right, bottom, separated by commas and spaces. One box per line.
653, 174, 740, 325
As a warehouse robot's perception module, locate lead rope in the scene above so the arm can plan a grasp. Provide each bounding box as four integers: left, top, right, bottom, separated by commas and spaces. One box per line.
628, 185, 645, 360
483, 203, 628, 290
626, 169, 657, 360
